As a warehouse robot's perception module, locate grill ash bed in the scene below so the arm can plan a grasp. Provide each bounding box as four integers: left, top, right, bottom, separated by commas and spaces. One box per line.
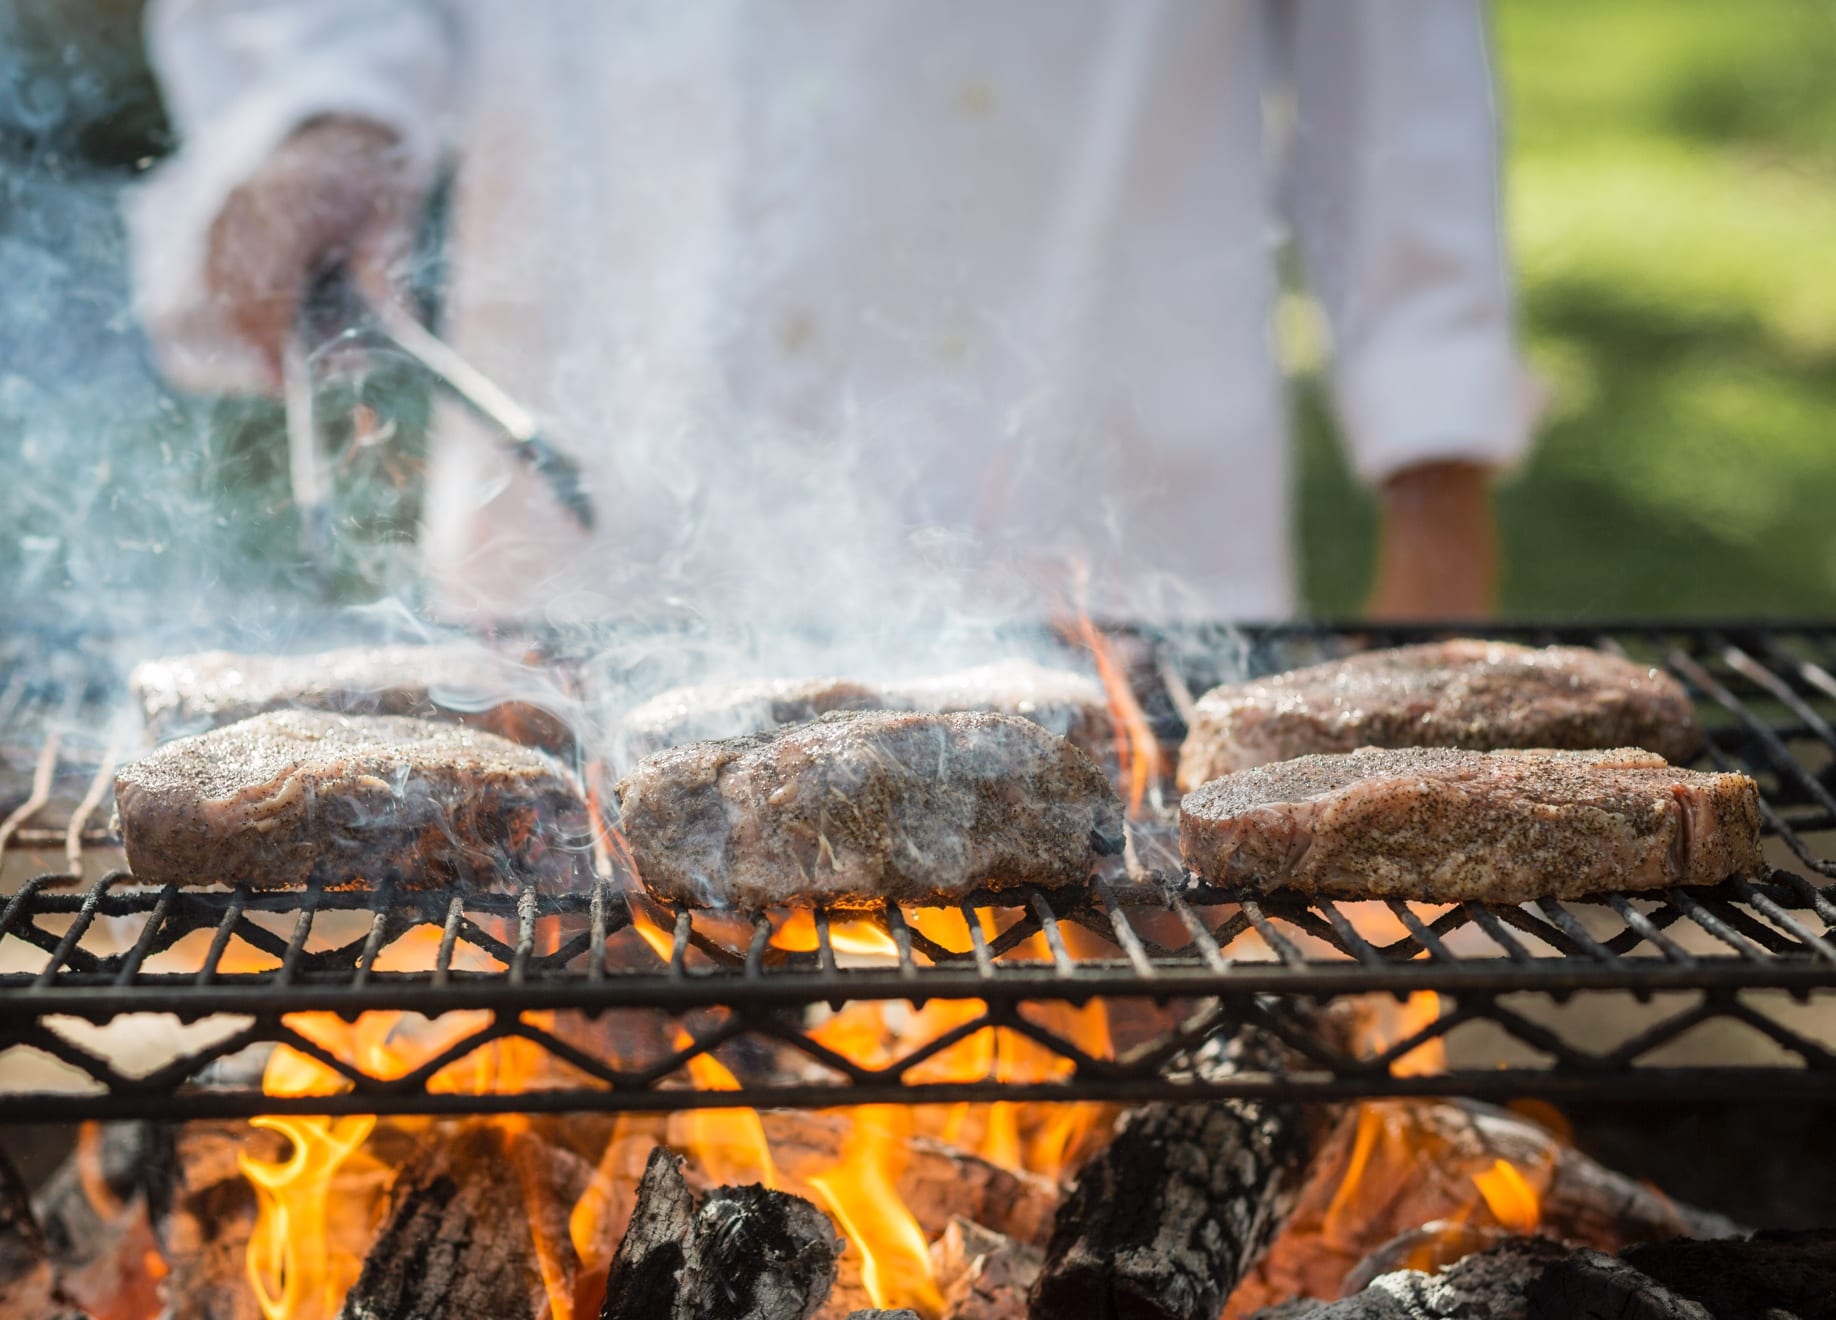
11, 621, 1836, 1320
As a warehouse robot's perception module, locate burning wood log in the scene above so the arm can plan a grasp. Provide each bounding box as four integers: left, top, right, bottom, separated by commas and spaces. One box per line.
33, 1123, 161, 1320
931, 1218, 1042, 1320
750, 1112, 1057, 1247
1229, 1099, 1743, 1313
600, 1148, 697, 1318
600, 1147, 841, 1320
336, 1120, 592, 1320
146, 1121, 286, 1320
0, 1145, 88, 1319
1254, 1231, 1836, 1319
1028, 1005, 1339, 1320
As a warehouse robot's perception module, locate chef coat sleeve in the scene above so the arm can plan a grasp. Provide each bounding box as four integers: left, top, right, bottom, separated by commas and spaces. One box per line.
126, 0, 464, 394
1281, 0, 1541, 486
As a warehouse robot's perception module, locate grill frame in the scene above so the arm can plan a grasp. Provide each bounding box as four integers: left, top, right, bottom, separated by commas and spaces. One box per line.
5, 620, 1836, 1122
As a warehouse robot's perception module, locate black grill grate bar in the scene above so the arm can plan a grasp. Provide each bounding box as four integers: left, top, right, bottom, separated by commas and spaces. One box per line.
961, 900, 997, 978
1667, 890, 1772, 960
1236, 897, 1304, 967
1463, 903, 1536, 962
1317, 902, 1387, 967
196, 886, 248, 986
112, 880, 176, 986
509, 879, 540, 984
1605, 893, 1697, 965
62, 738, 121, 880
433, 895, 464, 986
1030, 892, 1076, 976
1727, 640, 1836, 754
744, 913, 771, 980
1535, 898, 1626, 967
883, 901, 918, 980
350, 879, 397, 988
1095, 880, 1155, 977
273, 883, 321, 987
1168, 894, 1230, 971
1384, 899, 1455, 962
33, 871, 120, 988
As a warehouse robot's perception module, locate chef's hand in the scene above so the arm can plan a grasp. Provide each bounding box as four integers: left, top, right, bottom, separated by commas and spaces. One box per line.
1365, 460, 1498, 621
204, 115, 421, 390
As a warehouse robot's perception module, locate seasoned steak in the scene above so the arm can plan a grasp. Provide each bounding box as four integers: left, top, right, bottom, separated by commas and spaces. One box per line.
620, 659, 1108, 759
1176, 640, 1702, 789
114, 711, 590, 889
131, 644, 574, 752
615, 710, 1123, 909
1180, 746, 1762, 901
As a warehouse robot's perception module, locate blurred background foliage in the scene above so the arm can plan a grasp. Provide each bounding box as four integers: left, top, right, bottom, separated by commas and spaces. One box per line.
3, 0, 1836, 622
1302, 0, 1836, 616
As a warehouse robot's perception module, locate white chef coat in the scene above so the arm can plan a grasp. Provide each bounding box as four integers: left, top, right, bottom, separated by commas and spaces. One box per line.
129, 0, 1538, 626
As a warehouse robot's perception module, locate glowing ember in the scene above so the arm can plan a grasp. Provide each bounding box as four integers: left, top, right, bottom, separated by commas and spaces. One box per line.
808, 1106, 945, 1318
1473, 1158, 1542, 1234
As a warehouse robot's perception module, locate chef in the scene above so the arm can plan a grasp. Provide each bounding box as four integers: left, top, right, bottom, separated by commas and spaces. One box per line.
128, 0, 1539, 625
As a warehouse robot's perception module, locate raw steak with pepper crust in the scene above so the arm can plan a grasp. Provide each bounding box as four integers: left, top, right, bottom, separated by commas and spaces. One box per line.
1176, 640, 1703, 790
114, 711, 590, 889
615, 710, 1123, 909
1179, 746, 1762, 902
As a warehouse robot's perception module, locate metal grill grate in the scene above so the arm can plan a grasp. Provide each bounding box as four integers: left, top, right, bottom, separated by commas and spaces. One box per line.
4, 623, 1836, 1121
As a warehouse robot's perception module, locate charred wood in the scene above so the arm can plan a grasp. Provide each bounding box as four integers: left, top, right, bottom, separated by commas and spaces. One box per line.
600, 1146, 841, 1320
1029, 1004, 1337, 1320
745, 1111, 1056, 1247
1231, 1099, 1742, 1313
1254, 1232, 1836, 1320
149, 1121, 284, 1320
601, 1148, 697, 1320
933, 1218, 1042, 1320
1616, 1230, 1836, 1319
676, 1184, 840, 1320
0, 1145, 88, 1319
32, 1124, 158, 1320
337, 1120, 592, 1320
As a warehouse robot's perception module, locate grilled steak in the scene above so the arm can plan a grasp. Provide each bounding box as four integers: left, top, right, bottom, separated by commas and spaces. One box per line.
114, 711, 590, 889
620, 659, 1108, 759
615, 710, 1123, 909
1176, 640, 1702, 789
1179, 746, 1762, 901
131, 644, 574, 752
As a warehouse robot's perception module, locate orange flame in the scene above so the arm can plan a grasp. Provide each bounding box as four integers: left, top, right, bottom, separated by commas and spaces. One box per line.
1065, 611, 1162, 815
771, 909, 900, 957
674, 1031, 779, 1188
629, 900, 677, 965
808, 1106, 945, 1319
240, 1113, 376, 1320
1385, 992, 1448, 1078
1473, 1158, 1541, 1234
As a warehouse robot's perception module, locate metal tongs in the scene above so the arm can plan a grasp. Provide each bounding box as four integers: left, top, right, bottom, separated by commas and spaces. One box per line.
283, 264, 596, 583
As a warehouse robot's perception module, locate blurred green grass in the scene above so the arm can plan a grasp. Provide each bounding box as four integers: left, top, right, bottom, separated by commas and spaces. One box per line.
1297, 0, 1836, 618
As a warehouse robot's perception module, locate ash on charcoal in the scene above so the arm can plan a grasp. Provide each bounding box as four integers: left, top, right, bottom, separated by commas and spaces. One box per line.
1259, 1232, 1836, 1320
1030, 1005, 1339, 1320
600, 1146, 840, 1320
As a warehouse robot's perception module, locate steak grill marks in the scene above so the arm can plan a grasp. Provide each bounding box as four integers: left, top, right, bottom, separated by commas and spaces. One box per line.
2, 622, 1836, 1120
